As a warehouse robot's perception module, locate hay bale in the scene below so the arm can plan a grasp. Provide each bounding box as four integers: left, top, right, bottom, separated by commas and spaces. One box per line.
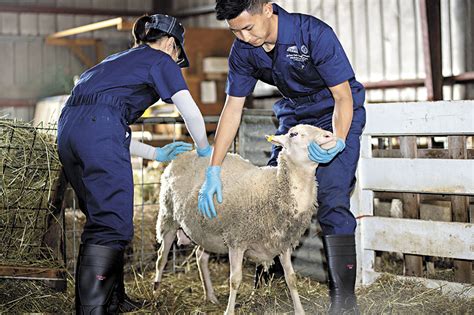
1, 260, 472, 313
0, 119, 62, 267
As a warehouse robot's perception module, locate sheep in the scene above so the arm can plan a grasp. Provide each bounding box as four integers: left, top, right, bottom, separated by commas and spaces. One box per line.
154, 124, 337, 315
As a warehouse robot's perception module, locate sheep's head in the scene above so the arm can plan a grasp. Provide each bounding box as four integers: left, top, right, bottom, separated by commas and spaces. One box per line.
266, 125, 336, 165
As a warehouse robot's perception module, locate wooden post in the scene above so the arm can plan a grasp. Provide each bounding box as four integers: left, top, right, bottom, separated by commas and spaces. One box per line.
419, 0, 443, 101
400, 136, 423, 276
448, 136, 472, 283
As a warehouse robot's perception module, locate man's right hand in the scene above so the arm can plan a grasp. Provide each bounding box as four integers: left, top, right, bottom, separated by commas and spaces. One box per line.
198, 166, 223, 219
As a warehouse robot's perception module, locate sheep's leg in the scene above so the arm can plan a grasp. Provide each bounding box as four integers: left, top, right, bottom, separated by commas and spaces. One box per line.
225, 247, 245, 315
153, 229, 176, 296
279, 249, 305, 315
196, 246, 219, 304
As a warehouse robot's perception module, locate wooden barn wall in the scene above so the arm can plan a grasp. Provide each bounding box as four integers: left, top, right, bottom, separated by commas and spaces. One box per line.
1, 0, 472, 121
0, 0, 153, 121
174, 0, 473, 104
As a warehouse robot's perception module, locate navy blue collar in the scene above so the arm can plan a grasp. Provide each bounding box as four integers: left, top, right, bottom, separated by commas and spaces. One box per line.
274, 3, 295, 45
237, 3, 296, 49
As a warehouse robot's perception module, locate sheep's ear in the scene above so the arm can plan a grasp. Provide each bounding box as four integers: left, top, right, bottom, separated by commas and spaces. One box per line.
266, 134, 288, 147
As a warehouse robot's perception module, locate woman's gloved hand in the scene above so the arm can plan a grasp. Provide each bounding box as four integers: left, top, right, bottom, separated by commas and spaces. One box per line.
308, 138, 345, 164
198, 166, 222, 219
155, 141, 193, 162
196, 145, 212, 157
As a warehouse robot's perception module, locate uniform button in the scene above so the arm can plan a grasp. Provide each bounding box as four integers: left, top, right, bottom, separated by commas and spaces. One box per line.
91, 116, 96, 122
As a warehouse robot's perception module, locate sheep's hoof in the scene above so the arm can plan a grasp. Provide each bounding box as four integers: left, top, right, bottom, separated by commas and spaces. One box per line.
153, 281, 161, 297
207, 294, 219, 305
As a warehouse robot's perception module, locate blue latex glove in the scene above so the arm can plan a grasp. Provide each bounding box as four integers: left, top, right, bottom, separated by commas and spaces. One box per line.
308, 138, 346, 164
198, 166, 222, 219
196, 145, 212, 157
155, 141, 193, 162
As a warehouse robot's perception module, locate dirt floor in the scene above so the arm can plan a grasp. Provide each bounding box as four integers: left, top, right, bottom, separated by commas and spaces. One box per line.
0, 258, 472, 314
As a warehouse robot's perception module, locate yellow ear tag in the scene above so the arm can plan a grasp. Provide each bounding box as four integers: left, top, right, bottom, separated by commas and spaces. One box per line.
266, 135, 274, 142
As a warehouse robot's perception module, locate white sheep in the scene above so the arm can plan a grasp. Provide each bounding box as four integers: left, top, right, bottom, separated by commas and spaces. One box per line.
154, 124, 337, 315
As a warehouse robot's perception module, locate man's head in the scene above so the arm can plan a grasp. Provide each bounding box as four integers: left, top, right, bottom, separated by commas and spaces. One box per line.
215, 0, 274, 47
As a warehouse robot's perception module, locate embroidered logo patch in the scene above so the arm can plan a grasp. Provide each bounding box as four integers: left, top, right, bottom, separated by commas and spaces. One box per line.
286, 45, 298, 54
96, 274, 106, 281
301, 45, 309, 54
286, 45, 310, 63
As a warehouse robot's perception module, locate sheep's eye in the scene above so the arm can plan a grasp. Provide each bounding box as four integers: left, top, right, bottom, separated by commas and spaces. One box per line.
289, 132, 298, 138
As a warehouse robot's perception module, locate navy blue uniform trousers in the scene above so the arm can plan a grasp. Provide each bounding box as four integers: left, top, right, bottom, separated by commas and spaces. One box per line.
57, 94, 133, 250
269, 94, 366, 235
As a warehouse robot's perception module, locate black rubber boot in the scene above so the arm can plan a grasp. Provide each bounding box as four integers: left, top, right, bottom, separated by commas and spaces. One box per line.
112, 256, 145, 312
75, 244, 122, 314
254, 256, 285, 289
323, 234, 360, 315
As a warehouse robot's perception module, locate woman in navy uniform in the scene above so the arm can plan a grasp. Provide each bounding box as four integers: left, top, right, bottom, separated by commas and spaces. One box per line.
58, 14, 212, 313
198, 1, 365, 314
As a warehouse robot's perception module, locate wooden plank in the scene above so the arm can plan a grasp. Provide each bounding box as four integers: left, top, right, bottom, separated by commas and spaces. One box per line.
359, 214, 375, 285
363, 270, 474, 298
74, 15, 93, 38
42, 40, 57, 85
1, 13, 19, 35
38, 13, 57, 35
350, 0, 367, 79
448, 135, 472, 283
46, 37, 98, 46
0, 266, 66, 280
360, 217, 473, 260
14, 41, 28, 85
48, 17, 123, 39
0, 41, 14, 86
27, 40, 43, 86
400, 136, 423, 277
363, 101, 474, 136
372, 149, 474, 159
419, 0, 443, 101
359, 158, 474, 194
19, 13, 38, 36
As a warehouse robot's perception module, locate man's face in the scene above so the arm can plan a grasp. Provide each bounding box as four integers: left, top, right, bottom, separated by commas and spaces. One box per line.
226, 3, 273, 47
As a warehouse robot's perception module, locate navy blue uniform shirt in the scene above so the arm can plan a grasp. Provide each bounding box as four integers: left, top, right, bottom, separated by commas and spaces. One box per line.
71, 44, 188, 124
226, 4, 364, 109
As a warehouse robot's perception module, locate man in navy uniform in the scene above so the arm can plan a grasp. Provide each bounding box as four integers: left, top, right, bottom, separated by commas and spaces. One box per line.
198, 1, 365, 313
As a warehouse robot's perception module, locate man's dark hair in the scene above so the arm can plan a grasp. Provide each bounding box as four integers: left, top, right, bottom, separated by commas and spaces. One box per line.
215, 0, 269, 21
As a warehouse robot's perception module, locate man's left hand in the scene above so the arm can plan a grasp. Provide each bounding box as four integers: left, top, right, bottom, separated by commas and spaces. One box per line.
308, 138, 345, 164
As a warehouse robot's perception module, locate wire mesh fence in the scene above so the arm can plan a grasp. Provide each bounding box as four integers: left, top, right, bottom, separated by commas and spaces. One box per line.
64, 116, 225, 276
0, 119, 64, 269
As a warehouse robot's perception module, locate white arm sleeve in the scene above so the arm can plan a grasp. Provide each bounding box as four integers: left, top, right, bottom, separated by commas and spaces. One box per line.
171, 90, 210, 149
130, 139, 157, 160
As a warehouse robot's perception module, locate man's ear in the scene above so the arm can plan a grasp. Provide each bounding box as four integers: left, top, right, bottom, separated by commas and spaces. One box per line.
262, 2, 273, 18
266, 134, 288, 147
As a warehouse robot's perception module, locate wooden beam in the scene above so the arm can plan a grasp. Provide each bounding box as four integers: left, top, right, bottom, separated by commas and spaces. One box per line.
448, 136, 472, 283
46, 38, 98, 46
361, 217, 473, 260
419, 0, 443, 100
47, 17, 124, 39
0, 266, 66, 280
68, 44, 95, 68
399, 136, 423, 277
359, 158, 474, 195
46, 38, 106, 68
